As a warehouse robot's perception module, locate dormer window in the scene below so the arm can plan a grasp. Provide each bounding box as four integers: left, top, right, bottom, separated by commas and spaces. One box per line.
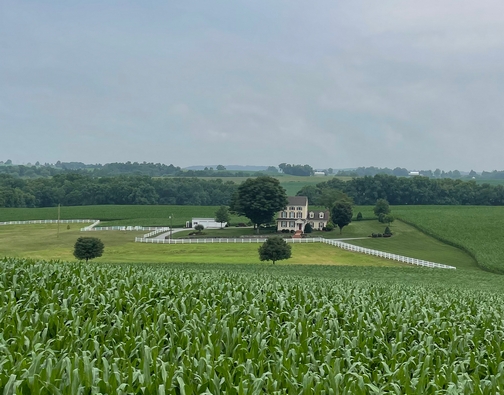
319, 212, 324, 219
309, 212, 314, 219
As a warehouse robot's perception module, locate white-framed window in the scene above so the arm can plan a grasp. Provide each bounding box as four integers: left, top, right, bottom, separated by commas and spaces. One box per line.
319, 212, 324, 219
296, 212, 302, 218
281, 211, 287, 218
289, 206, 295, 210
281, 221, 287, 227
310, 222, 314, 227
319, 222, 324, 229
289, 221, 295, 227
289, 212, 295, 218
309, 212, 314, 219
297, 206, 303, 210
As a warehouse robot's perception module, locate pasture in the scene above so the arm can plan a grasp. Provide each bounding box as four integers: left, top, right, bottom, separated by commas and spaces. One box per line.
0, 224, 396, 266
2, 258, 504, 393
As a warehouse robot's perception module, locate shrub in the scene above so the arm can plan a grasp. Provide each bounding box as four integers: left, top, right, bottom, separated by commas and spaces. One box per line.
384, 226, 392, 236
324, 222, 335, 231
304, 223, 312, 234
194, 224, 204, 233
356, 212, 363, 221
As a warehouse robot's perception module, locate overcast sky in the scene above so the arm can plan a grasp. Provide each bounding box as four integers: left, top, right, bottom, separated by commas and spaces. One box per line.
1, 1, 504, 170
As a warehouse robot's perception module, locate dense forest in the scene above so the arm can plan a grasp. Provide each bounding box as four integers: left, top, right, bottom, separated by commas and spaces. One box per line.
0, 174, 237, 207
298, 175, 504, 206
1, 173, 504, 208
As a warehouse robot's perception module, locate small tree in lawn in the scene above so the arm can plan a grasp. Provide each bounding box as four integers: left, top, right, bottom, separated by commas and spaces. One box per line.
215, 205, 230, 229
374, 199, 390, 217
330, 201, 353, 234
379, 213, 395, 225
195, 224, 204, 234
73, 237, 104, 263
304, 223, 312, 234
258, 237, 292, 264
356, 212, 363, 221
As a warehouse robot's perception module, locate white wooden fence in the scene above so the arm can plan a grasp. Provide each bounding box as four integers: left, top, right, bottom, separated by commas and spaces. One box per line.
134, 236, 456, 270
0, 219, 97, 226
0, 219, 168, 238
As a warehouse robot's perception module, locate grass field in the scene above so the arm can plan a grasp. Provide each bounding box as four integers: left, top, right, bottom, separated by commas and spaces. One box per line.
3, 258, 504, 393
0, 224, 397, 266
393, 206, 504, 273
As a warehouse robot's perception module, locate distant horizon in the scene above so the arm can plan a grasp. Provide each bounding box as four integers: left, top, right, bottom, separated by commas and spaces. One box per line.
0, 159, 501, 174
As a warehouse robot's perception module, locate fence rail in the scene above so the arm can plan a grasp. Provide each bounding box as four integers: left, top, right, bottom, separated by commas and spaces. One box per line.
0, 219, 97, 226
135, 236, 456, 270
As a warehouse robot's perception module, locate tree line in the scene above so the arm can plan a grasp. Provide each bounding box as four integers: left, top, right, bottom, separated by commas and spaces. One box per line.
0, 162, 282, 179
297, 174, 504, 206
0, 174, 237, 208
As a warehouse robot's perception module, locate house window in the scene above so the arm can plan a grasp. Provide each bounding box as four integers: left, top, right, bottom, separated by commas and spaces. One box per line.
319, 212, 324, 219
309, 212, 314, 219
289, 207, 295, 210
281, 212, 287, 218
289, 212, 295, 218
310, 222, 314, 227
297, 207, 303, 210
296, 212, 302, 218
281, 221, 287, 227
289, 221, 295, 227
319, 222, 324, 229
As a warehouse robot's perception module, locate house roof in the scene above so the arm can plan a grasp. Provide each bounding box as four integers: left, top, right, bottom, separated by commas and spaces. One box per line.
287, 196, 308, 206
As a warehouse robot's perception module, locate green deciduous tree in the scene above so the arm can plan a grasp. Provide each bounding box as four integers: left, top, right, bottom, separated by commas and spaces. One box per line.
373, 199, 391, 217
215, 205, 230, 228
230, 176, 288, 234
258, 237, 292, 264
379, 213, 395, 225
330, 201, 353, 234
73, 237, 104, 263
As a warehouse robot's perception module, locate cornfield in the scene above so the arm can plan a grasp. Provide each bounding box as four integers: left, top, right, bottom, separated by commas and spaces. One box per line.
2, 258, 504, 394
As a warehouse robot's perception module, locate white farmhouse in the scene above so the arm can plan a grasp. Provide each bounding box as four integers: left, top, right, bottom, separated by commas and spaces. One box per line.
276, 196, 330, 232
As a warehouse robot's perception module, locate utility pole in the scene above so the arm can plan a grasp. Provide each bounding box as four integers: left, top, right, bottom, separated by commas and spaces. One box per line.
169, 214, 173, 239
57, 203, 61, 238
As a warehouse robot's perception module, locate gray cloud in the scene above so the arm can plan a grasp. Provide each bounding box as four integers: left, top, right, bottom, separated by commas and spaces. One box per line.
1, 0, 504, 170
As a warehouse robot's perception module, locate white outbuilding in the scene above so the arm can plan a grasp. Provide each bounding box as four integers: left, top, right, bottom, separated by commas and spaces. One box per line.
188, 218, 226, 229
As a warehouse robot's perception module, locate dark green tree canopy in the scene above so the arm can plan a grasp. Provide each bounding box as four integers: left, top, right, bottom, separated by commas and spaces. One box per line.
374, 199, 391, 217
214, 205, 231, 228
73, 237, 104, 263
230, 176, 288, 233
330, 201, 353, 234
258, 237, 292, 264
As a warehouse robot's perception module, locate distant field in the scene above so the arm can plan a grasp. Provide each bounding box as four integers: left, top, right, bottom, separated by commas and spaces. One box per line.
190, 175, 351, 195
474, 178, 504, 186
393, 206, 504, 273
0, 205, 248, 227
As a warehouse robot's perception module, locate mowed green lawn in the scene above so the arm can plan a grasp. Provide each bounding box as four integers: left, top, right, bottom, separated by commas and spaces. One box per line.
0, 224, 398, 266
